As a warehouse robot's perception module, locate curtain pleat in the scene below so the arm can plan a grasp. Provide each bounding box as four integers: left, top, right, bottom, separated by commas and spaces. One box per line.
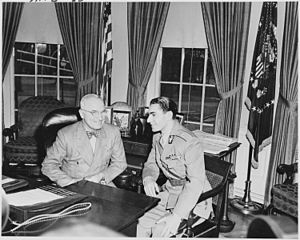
127, 2, 170, 112
201, 2, 251, 168
55, 3, 104, 105
2, 2, 24, 78
264, 2, 298, 205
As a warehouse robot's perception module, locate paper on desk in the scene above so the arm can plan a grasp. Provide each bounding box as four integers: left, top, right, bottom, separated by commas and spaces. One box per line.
193, 130, 237, 155
6, 188, 64, 207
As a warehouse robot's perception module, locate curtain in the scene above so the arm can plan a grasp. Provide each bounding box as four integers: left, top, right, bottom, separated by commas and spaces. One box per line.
2, 2, 23, 78
264, 2, 298, 205
201, 2, 251, 168
127, 2, 170, 112
55, 2, 105, 105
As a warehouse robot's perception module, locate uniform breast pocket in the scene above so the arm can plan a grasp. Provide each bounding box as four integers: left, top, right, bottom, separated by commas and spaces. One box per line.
166, 155, 184, 172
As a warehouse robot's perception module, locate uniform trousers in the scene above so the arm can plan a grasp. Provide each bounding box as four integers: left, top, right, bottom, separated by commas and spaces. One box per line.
137, 190, 171, 237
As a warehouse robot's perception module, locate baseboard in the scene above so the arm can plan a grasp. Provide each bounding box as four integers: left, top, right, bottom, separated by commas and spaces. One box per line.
233, 187, 265, 204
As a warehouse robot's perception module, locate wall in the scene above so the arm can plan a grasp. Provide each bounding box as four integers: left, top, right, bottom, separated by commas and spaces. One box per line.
3, 2, 287, 203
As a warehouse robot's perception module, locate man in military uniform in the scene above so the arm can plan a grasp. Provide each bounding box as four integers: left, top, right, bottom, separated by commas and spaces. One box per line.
137, 96, 213, 237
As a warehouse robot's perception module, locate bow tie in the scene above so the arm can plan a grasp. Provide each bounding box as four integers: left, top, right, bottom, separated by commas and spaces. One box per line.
86, 130, 101, 139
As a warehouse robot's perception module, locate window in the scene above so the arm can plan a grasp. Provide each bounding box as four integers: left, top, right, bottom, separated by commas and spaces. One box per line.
160, 48, 220, 133
14, 42, 75, 108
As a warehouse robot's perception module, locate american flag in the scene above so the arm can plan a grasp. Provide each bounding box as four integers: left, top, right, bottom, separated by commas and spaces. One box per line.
100, 2, 113, 105
245, 2, 277, 168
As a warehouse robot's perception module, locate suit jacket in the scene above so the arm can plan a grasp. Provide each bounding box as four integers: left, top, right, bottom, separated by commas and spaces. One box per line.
42, 121, 127, 187
143, 120, 213, 219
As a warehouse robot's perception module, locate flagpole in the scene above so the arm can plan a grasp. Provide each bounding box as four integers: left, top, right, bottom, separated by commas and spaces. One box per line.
230, 106, 264, 215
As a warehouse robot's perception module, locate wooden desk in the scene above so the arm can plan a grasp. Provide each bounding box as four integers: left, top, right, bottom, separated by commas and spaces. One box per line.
3, 180, 159, 237
66, 180, 159, 235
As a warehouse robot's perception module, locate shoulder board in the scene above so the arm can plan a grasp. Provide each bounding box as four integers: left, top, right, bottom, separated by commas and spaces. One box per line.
173, 129, 195, 142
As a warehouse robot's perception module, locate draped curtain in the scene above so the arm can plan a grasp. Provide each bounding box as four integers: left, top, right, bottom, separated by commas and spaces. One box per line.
201, 2, 251, 168
264, 2, 298, 205
127, 2, 170, 112
55, 3, 105, 105
2, 2, 23, 78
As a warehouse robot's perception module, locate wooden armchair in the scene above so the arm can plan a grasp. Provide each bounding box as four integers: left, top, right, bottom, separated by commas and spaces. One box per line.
174, 157, 232, 238
268, 162, 298, 220
3, 96, 66, 177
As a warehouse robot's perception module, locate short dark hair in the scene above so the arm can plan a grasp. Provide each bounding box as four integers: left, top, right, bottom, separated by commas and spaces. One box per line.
150, 96, 178, 119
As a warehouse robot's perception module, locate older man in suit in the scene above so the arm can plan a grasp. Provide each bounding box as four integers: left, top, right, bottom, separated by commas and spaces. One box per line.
42, 94, 127, 187
137, 97, 213, 237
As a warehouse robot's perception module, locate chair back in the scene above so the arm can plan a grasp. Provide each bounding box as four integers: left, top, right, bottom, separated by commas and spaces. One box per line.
41, 107, 81, 148
181, 157, 232, 238
201, 157, 232, 206
18, 96, 66, 137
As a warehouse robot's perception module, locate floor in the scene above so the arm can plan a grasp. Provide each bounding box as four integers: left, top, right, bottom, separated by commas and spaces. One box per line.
219, 201, 256, 238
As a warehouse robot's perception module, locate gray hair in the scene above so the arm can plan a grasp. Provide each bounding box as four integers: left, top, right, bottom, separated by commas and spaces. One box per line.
80, 94, 103, 109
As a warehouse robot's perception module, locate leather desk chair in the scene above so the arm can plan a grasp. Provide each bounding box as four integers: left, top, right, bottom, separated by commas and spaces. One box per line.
41, 107, 81, 149
3, 96, 66, 177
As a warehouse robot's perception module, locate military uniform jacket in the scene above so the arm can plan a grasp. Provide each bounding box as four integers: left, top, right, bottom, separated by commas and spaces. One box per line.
42, 121, 127, 187
143, 120, 213, 219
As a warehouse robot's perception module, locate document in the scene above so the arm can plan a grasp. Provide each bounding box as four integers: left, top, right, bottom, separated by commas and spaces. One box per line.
193, 130, 237, 155
6, 188, 64, 207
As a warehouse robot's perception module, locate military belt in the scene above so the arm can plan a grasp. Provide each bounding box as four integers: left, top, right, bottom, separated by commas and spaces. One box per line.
169, 178, 186, 186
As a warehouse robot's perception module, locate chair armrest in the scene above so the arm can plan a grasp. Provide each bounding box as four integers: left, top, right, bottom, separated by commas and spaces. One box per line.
3, 124, 18, 141
277, 163, 298, 184
197, 183, 225, 203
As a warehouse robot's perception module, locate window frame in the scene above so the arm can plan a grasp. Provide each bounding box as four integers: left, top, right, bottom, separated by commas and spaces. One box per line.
159, 47, 218, 132
13, 42, 75, 109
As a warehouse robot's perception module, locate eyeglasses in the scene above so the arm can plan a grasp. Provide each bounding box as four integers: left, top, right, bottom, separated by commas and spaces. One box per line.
81, 108, 106, 117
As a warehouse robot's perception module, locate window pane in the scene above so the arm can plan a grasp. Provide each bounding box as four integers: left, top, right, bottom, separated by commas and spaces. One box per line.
60, 46, 73, 76
185, 122, 200, 131
160, 83, 179, 103
182, 85, 202, 122
161, 48, 181, 82
15, 76, 35, 107
60, 78, 76, 105
37, 77, 57, 97
37, 43, 57, 75
206, 53, 216, 85
202, 125, 214, 134
15, 43, 35, 75
183, 49, 205, 83
14, 42, 76, 107
203, 86, 219, 125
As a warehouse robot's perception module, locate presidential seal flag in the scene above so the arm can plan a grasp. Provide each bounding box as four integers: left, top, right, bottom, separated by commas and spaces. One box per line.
245, 2, 277, 169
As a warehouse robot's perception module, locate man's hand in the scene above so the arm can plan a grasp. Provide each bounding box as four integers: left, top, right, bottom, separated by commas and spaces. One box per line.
155, 213, 181, 237
85, 172, 105, 184
143, 178, 160, 197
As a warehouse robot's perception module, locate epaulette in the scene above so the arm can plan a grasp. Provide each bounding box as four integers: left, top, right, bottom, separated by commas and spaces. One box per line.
173, 129, 195, 143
